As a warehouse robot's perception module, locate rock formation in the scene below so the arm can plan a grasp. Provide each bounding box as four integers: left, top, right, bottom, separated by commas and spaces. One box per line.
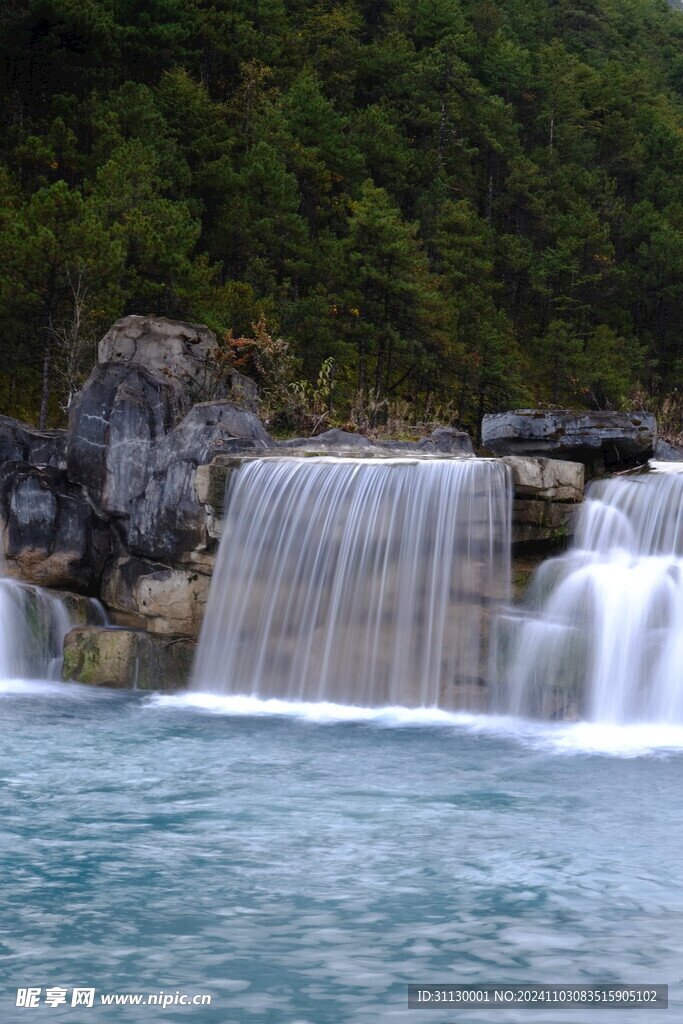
9, 315, 665, 694
482, 409, 656, 473
0, 462, 108, 588
0, 415, 66, 469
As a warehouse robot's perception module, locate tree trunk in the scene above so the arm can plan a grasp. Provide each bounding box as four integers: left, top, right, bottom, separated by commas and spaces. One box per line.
40, 269, 57, 430
39, 333, 51, 430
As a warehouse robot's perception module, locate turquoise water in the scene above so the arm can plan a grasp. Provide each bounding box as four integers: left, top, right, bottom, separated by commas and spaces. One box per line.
2, 683, 683, 1023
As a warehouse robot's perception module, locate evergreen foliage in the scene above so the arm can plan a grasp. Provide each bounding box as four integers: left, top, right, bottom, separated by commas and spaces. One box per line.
1, 0, 683, 432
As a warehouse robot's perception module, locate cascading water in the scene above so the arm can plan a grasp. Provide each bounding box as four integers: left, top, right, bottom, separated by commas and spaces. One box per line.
0, 579, 78, 680
193, 456, 511, 708
0, 529, 106, 680
498, 468, 683, 723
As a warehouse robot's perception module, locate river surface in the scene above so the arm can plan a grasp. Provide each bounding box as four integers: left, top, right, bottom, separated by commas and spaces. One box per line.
2, 682, 682, 1023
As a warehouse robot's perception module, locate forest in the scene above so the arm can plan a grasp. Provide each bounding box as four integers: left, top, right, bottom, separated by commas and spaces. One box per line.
2, 0, 683, 437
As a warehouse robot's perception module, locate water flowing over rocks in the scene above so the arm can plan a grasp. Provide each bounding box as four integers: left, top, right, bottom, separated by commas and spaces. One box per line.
498, 469, 683, 722
482, 409, 656, 473
0, 579, 105, 679
0, 314, 629, 702
192, 457, 511, 708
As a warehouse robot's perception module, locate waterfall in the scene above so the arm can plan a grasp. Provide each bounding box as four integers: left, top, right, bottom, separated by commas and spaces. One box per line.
193, 457, 511, 708
0, 579, 86, 680
498, 470, 683, 723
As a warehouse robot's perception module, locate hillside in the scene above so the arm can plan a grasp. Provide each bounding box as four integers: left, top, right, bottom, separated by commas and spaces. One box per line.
1, 0, 683, 434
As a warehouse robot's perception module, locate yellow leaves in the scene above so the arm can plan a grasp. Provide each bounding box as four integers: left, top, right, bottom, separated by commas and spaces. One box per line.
328, 305, 359, 317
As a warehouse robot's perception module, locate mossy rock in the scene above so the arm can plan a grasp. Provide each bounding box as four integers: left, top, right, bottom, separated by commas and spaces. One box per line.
62, 626, 195, 690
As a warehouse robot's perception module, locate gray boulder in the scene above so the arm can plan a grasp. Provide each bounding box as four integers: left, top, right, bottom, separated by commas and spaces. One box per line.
0, 462, 109, 589
128, 401, 274, 565
99, 314, 218, 393
653, 439, 683, 462
280, 426, 475, 456
67, 362, 179, 514
482, 410, 656, 470
99, 313, 259, 410
226, 367, 260, 412
0, 415, 66, 469
280, 428, 378, 449
416, 427, 475, 455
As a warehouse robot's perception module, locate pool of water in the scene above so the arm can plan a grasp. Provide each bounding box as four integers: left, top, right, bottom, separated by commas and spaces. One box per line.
2, 682, 682, 1023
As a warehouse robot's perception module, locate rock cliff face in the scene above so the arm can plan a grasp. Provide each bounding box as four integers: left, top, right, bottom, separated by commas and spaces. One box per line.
62, 625, 195, 690
0, 416, 66, 468
128, 400, 273, 567
67, 362, 179, 514
66, 316, 274, 578
98, 315, 219, 389
0, 462, 108, 588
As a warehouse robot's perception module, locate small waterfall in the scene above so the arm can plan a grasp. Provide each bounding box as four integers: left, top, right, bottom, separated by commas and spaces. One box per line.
498, 470, 683, 722
193, 457, 511, 708
0, 580, 85, 680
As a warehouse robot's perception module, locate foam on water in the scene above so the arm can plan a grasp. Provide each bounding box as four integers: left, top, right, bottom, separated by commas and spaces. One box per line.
150, 691, 683, 756
0, 677, 112, 698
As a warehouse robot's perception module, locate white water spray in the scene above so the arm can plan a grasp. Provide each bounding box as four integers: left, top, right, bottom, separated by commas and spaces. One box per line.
499, 471, 683, 722
0, 579, 77, 680
0, 530, 106, 680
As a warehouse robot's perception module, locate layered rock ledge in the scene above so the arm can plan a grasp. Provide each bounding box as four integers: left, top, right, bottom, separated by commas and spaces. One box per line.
482, 409, 656, 474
